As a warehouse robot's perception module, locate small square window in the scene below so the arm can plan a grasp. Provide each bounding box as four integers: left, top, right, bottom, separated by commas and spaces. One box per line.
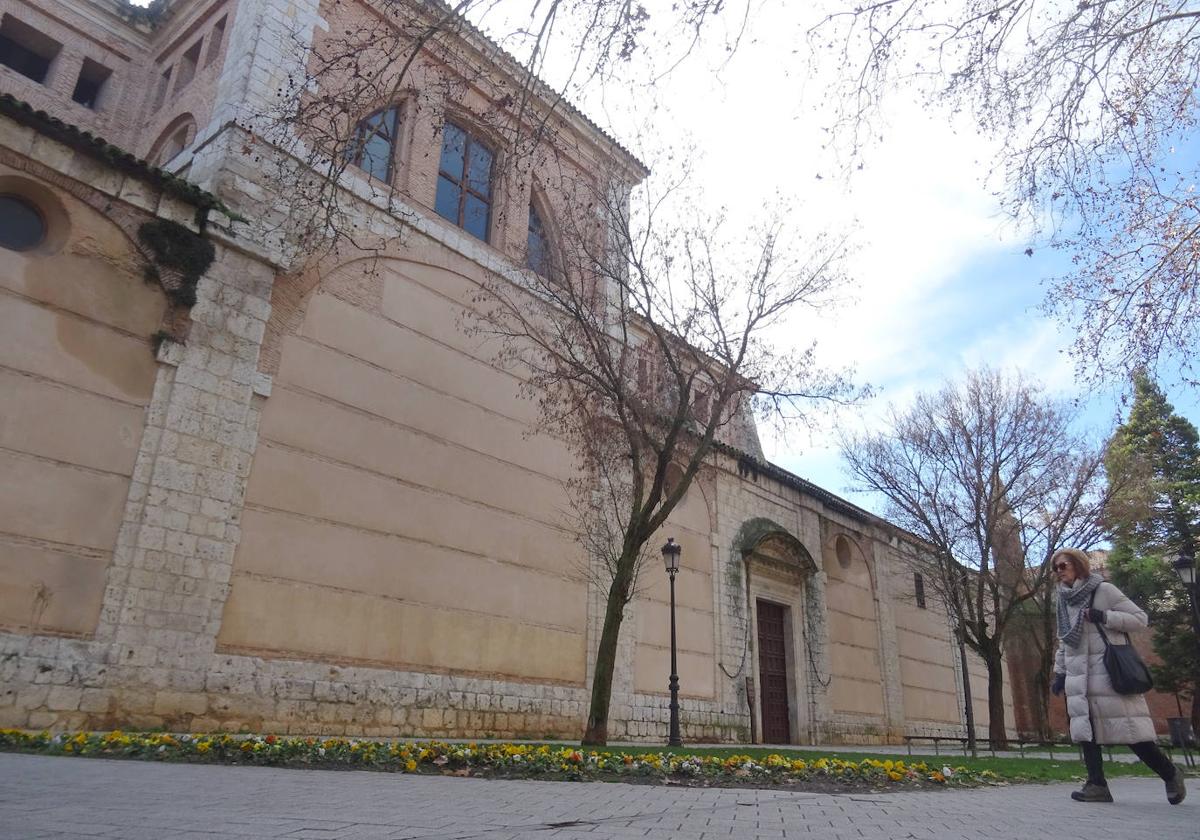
0, 15, 62, 84
72, 58, 112, 109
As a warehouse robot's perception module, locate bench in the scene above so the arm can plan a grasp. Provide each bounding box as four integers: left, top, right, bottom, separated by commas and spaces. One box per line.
1011, 739, 1074, 758
905, 736, 1195, 765
902, 735, 973, 756
904, 736, 1075, 758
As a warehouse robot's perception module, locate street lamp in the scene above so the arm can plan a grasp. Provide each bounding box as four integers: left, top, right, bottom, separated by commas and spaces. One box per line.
1174, 551, 1200, 629
662, 537, 683, 748
1172, 551, 1200, 748
1173, 552, 1196, 588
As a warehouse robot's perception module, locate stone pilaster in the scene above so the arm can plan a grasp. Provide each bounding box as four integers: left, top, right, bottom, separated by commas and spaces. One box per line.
804, 569, 833, 740
89, 231, 276, 723
872, 542, 906, 735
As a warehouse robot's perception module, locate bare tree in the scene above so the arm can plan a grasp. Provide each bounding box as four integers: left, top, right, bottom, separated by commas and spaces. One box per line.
812, 1, 1200, 389
467, 165, 858, 745
841, 368, 1108, 747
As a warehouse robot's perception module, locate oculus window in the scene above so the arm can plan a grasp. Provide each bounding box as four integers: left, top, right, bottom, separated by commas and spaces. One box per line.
0, 194, 46, 251
435, 122, 493, 241
347, 106, 400, 182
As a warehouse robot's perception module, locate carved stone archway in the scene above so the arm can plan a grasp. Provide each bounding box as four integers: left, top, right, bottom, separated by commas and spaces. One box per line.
732, 518, 828, 745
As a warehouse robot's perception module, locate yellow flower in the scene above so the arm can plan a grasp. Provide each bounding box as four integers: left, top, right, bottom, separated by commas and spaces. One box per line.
405, 759, 417, 772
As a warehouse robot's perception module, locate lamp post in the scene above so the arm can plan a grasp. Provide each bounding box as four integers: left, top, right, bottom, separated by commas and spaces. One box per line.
1173, 551, 1200, 646
1172, 551, 1200, 744
662, 537, 683, 748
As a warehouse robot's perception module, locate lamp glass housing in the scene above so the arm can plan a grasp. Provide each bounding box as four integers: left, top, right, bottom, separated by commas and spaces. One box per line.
1175, 555, 1196, 587
662, 538, 681, 574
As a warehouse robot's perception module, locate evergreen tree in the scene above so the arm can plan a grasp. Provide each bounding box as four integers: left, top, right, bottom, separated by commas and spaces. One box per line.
1105, 373, 1200, 732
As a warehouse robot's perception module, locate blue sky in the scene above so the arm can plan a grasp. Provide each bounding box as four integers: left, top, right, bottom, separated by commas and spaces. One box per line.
771, 241, 1200, 514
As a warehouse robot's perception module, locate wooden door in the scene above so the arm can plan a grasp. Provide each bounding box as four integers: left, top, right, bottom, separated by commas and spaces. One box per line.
756, 599, 791, 744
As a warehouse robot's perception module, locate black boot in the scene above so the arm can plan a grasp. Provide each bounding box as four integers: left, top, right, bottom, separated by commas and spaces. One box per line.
1071, 782, 1113, 803
1166, 765, 1186, 805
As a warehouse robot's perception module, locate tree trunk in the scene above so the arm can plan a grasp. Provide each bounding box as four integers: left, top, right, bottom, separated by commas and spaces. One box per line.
984, 652, 1009, 750
1191, 682, 1199, 742
956, 630, 977, 757
1030, 670, 1050, 741
581, 551, 636, 746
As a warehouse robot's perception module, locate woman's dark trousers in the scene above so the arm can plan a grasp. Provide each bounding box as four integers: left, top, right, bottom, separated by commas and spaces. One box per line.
1080, 741, 1175, 786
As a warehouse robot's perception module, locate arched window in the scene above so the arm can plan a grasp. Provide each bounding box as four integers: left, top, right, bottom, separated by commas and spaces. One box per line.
527, 202, 551, 276
347, 105, 400, 182
435, 121, 494, 241
148, 114, 197, 166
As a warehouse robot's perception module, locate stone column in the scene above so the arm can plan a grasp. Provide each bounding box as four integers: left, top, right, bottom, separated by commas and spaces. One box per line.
208, 0, 327, 137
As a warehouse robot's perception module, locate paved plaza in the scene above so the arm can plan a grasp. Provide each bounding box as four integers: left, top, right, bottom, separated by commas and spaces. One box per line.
0, 753, 1193, 840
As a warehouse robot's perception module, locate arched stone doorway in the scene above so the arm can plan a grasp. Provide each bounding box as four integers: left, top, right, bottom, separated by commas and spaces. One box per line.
733, 518, 824, 745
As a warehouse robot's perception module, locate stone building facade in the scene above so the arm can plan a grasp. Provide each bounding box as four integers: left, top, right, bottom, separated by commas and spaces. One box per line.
0, 0, 1013, 743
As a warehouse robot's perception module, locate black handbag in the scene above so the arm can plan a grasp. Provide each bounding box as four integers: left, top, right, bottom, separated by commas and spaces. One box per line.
1090, 591, 1154, 695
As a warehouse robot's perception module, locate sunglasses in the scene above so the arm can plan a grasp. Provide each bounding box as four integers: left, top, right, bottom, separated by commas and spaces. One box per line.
1053, 562, 1072, 572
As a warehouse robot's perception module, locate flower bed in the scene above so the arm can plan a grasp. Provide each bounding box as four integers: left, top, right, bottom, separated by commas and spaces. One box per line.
0, 729, 998, 789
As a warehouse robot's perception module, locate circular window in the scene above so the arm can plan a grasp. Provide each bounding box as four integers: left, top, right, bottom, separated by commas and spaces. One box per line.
0, 194, 46, 251
835, 535, 853, 569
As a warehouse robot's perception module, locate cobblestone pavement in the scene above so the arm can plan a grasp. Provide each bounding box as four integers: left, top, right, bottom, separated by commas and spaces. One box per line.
0, 754, 1193, 840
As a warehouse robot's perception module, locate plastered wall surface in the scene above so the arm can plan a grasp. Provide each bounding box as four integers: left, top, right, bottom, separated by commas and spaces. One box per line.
0, 161, 164, 638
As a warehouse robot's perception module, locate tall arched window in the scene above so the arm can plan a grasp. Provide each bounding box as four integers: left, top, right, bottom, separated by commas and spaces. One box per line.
347, 106, 400, 182
148, 114, 197, 166
526, 202, 551, 276
435, 121, 494, 241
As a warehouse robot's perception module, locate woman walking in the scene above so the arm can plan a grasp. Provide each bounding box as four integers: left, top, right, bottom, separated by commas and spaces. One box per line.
1050, 548, 1186, 804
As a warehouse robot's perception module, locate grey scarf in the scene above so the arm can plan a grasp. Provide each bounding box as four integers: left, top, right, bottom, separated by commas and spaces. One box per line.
1057, 573, 1103, 649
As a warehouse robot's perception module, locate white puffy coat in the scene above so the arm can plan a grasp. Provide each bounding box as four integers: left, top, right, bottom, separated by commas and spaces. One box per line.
1054, 580, 1156, 744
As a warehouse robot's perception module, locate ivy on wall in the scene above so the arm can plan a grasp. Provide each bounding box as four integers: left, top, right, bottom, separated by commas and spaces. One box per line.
138, 219, 215, 309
